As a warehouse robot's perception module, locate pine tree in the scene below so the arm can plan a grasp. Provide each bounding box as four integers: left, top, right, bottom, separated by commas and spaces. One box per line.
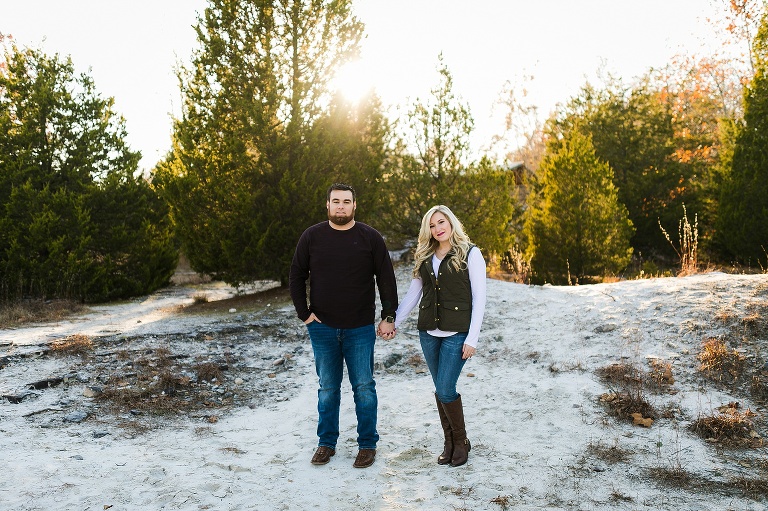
381, 55, 517, 258
716, 9, 768, 264
154, 0, 375, 285
0, 44, 175, 302
525, 131, 634, 284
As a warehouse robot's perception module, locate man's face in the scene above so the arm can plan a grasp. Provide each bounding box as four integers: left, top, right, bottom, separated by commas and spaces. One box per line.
327, 190, 356, 226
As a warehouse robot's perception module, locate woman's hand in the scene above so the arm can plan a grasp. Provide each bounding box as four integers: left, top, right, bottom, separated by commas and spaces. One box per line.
304, 313, 321, 325
462, 344, 476, 360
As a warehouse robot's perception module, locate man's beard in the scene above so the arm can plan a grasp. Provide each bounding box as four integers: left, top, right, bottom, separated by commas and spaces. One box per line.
328, 211, 354, 226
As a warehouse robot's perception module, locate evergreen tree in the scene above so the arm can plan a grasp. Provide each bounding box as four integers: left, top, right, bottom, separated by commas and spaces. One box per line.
525, 131, 634, 284
0, 44, 175, 302
716, 9, 768, 264
381, 55, 517, 258
550, 75, 722, 262
154, 0, 373, 285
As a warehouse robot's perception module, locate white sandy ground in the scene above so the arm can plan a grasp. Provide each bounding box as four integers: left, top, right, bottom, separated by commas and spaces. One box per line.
1, 267, 768, 511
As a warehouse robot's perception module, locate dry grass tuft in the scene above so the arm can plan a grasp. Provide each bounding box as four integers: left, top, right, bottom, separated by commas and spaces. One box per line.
648, 465, 693, 487
0, 299, 87, 328
648, 359, 675, 387
609, 490, 634, 503
714, 308, 736, 324
192, 292, 209, 304
751, 375, 768, 402
596, 362, 643, 387
490, 495, 511, 510
689, 404, 761, 447
597, 362, 658, 425
406, 353, 424, 367
600, 390, 657, 423
49, 334, 93, 357
698, 337, 746, 382
196, 362, 223, 382
740, 303, 768, 338
221, 446, 247, 455
731, 476, 768, 500
94, 347, 231, 424
587, 440, 633, 464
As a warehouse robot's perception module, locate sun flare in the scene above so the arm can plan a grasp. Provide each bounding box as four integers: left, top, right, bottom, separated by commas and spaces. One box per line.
330, 60, 376, 104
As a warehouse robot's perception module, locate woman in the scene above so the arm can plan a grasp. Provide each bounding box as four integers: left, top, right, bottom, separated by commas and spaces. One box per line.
393, 205, 486, 467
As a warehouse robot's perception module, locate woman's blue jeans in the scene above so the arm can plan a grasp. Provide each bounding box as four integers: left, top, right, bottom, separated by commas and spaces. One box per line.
419, 331, 468, 404
306, 321, 379, 450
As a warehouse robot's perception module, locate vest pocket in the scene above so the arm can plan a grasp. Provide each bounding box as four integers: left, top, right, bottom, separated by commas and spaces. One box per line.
441, 301, 470, 312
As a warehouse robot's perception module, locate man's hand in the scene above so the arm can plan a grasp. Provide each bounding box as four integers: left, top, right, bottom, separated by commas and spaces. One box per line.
304, 313, 321, 325
377, 320, 396, 340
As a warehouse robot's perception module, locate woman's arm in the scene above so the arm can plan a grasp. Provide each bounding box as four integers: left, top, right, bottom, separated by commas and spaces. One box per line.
464, 248, 487, 348
394, 277, 423, 329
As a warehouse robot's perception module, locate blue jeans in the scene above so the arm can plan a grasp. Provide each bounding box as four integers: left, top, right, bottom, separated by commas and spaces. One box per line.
419, 331, 468, 404
306, 321, 379, 450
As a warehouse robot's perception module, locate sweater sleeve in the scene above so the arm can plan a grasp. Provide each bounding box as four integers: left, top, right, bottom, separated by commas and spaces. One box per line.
394, 277, 423, 329
288, 230, 312, 322
372, 228, 399, 319
465, 248, 487, 348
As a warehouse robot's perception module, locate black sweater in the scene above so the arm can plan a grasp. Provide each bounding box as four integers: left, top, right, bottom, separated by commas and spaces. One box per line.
289, 221, 398, 329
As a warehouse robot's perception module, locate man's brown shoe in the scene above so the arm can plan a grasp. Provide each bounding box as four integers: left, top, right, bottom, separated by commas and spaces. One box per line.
353, 448, 376, 468
311, 446, 335, 465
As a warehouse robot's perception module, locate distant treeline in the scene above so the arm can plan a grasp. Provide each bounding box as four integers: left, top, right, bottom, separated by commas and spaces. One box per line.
1, 1, 767, 301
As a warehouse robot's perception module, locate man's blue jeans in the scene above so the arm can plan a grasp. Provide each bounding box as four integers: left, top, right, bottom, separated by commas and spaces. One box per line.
419, 331, 468, 404
306, 321, 379, 450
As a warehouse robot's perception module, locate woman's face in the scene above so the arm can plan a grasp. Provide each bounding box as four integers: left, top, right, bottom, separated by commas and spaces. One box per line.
429, 211, 453, 243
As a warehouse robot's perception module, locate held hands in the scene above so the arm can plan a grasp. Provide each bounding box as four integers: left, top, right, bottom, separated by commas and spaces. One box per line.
377, 320, 396, 340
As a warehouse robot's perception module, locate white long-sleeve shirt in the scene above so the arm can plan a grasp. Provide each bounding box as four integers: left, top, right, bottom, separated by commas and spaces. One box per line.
394, 248, 486, 347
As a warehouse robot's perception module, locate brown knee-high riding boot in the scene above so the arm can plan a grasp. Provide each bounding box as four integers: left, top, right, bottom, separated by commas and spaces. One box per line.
435, 393, 453, 465
441, 394, 471, 467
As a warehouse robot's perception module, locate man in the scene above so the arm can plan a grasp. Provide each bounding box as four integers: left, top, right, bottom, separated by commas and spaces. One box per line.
289, 183, 398, 469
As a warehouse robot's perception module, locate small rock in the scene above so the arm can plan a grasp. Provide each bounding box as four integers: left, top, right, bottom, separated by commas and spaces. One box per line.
27, 377, 64, 390
229, 308, 237, 313
234, 378, 244, 385
272, 358, 285, 366
595, 324, 617, 333
70, 455, 84, 460
92, 431, 110, 438
82, 386, 104, 398
382, 353, 402, 368
4, 391, 36, 404
63, 411, 88, 423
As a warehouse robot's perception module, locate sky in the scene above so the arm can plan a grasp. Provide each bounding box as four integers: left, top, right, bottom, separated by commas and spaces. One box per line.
2, 0, 728, 172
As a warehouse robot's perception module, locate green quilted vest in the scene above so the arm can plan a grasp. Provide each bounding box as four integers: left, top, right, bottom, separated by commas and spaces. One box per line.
417, 248, 473, 332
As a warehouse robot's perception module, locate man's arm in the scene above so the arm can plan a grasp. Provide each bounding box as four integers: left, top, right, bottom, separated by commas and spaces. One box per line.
288, 231, 312, 322
371, 231, 398, 320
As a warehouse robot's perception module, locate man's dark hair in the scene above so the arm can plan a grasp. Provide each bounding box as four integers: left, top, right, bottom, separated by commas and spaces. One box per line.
327, 183, 356, 202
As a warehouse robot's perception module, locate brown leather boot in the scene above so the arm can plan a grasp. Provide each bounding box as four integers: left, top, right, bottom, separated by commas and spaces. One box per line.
435, 393, 453, 465
442, 394, 471, 467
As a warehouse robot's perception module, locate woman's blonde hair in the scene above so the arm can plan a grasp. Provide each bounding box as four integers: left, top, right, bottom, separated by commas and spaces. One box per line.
412, 205, 473, 276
